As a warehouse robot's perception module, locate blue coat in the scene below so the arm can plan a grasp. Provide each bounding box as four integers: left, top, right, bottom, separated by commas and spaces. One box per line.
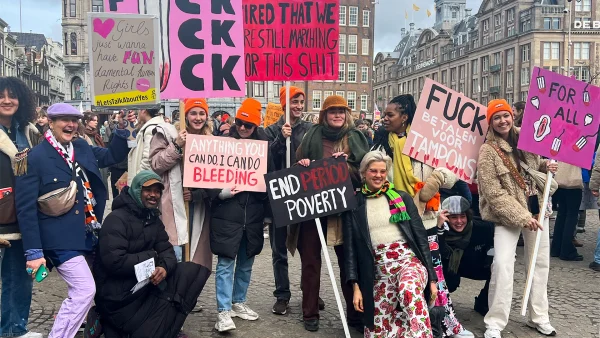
15, 133, 128, 252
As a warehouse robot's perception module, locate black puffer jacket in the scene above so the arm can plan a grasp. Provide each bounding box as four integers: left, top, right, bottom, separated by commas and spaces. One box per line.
209, 126, 274, 259
342, 191, 437, 330
265, 115, 312, 171
93, 187, 177, 329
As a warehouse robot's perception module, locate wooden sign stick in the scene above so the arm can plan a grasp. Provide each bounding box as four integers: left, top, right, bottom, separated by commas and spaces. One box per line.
180, 99, 191, 263
285, 82, 291, 169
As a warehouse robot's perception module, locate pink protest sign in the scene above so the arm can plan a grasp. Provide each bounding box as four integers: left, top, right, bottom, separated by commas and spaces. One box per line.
104, 0, 245, 99
103, 0, 139, 13
518, 67, 600, 169
402, 78, 488, 183
183, 135, 268, 192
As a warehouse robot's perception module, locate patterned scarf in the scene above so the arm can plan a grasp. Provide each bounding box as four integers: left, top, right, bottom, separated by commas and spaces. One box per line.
361, 181, 411, 223
44, 130, 100, 233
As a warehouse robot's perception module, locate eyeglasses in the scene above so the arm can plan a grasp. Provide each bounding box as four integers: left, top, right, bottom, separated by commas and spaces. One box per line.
235, 119, 256, 129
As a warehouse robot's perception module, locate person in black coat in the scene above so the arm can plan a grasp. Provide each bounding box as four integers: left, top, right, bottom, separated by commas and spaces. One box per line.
211, 99, 274, 333
343, 151, 437, 337
93, 170, 210, 338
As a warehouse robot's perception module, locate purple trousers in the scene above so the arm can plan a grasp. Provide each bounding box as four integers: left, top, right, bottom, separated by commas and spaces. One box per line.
49, 255, 96, 338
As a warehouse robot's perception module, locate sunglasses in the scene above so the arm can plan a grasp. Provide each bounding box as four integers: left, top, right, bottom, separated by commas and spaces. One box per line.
235, 119, 256, 129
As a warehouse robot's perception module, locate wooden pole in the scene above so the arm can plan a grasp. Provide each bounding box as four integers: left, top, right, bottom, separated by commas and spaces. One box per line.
180, 99, 191, 263
285, 81, 291, 168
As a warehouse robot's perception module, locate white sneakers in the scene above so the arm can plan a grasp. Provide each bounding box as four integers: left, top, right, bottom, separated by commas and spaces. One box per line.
19, 332, 43, 338
215, 311, 236, 332
484, 328, 502, 338
215, 303, 259, 332
527, 321, 557, 336
453, 328, 474, 338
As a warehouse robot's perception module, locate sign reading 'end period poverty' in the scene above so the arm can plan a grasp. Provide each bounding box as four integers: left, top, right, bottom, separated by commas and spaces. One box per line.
518, 67, 600, 169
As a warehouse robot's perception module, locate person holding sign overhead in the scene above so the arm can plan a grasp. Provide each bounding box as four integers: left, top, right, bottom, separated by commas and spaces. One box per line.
343, 150, 437, 338
289, 95, 369, 332
211, 98, 274, 333
477, 99, 558, 338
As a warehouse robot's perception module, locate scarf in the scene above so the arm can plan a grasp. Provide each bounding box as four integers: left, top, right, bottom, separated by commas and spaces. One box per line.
361, 181, 411, 223
84, 126, 105, 147
44, 130, 100, 233
299, 124, 369, 167
388, 129, 420, 196
442, 220, 473, 274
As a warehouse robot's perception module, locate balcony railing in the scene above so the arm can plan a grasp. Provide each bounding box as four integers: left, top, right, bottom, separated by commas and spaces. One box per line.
490, 86, 501, 94
490, 64, 502, 72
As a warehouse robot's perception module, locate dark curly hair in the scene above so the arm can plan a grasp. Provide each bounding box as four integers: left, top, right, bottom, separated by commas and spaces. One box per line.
389, 94, 417, 126
0, 77, 36, 131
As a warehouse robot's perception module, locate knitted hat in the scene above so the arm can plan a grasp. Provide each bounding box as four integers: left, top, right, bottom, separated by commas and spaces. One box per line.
47, 103, 83, 118
486, 99, 513, 124
184, 98, 208, 115
236, 98, 262, 127
129, 170, 164, 209
279, 86, 305, 108
441, 196, 470, 215
320, 95, 349, 113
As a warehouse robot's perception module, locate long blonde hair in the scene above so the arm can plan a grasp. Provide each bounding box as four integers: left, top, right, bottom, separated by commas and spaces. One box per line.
184, 112, 213, 136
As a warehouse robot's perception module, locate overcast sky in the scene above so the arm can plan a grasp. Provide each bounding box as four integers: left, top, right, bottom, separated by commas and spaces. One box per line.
1, 0, 482, 55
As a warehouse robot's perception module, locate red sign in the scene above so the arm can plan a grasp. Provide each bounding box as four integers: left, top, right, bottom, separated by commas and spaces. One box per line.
243, 0, 340, 81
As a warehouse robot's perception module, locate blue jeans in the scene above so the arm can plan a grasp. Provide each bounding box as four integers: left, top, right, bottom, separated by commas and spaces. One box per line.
173, 246, 183, 263
0, 240, 34, 337
215, 235, 255, 312
595, 229, 600, 264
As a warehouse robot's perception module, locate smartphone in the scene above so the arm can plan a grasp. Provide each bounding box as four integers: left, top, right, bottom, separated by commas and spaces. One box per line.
35, 265, 48, 283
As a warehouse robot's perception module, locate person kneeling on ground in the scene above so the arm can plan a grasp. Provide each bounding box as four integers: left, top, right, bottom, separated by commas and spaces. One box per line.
93, 170, 210, 338
437, 196, 494, 317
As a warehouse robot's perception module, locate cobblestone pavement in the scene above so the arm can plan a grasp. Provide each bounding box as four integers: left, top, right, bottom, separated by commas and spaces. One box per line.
15, 211, 600, 338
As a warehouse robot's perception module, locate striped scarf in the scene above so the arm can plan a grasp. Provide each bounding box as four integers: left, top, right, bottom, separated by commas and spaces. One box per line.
361, 181, 411, 223
44, 130, 100, 233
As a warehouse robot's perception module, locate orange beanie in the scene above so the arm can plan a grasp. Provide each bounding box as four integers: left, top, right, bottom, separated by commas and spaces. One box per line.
237, 98, 262, 127
486, 99, 513, 124
279, 86, 305, 107
184, 98, 209, 115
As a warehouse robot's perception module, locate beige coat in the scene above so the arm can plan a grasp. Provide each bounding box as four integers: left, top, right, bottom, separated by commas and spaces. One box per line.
554, 162, 583, 189
477, 130, 546, 228
588, 149, 600, 192
413, 168, 458, 230
127, 115, 164, 185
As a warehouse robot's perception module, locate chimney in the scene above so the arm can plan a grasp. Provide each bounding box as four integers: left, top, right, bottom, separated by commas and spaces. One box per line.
410, 23, 415, 31
401, 28, 406, 36
465, 9, 472, 17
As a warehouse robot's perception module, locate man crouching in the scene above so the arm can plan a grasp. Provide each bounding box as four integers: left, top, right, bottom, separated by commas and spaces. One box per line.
92, 170, 210, 338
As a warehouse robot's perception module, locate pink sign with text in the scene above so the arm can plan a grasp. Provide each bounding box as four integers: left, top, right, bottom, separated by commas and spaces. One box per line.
402, 78, 488, 183
518, 67, 600, 169
103, 0, 245, 99
183, 135, 268, 192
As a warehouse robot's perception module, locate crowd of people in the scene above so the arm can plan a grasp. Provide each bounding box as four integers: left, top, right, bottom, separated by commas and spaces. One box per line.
0, 74, 599, 338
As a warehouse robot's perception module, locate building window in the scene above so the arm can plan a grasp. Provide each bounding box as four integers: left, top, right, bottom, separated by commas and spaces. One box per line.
338, 63, 345, 82
64, 33, 69, 55
482, 56, 489, 72
521, 44, 530, 62
506, 71, 514, 88
575, 0, 591, 12
450, 68, 457, 82
336, 91, 345, 98
71, 77, 83, 100
362, 10, 370, 27
312, 91, 322, 110
472, 78, 479, 93
482, 76, 488, 92
347, 92, 356, 110
347, 63, 357, 83
492, 52, 501, 66
362, 39, 369, 56
574, 42, 590, 60
348, 35, 357, 54
70, 32, 77, 55
273, 82, 283, 95
492, 73, 500, 87
506, 93, 514, 105
494, 14, 501, 27
441, 70, 448, 84
472, 60, 478, 75
507, 8, 515, 22
339, 6, 346, 25
483, 19, 489, 31
459, 65, 466, 79
507, 48, 515, 66
520, 91, 528, 101
253, 82, 264, 97
507, 26, 516, 37
361, 66, 369, 83
452, 10, 458, 19
324, 91, 333, 99
360, 95, 368, 111
521, 67, 530, 85
349, 7, 358, 26
69, 0, 76, 17
520, 18, 531, 32
91, 0, 103, 12
544, 17, 561, 29
574, 66, 590, 82
339, 34, 346, 54
494, 31, 503, 42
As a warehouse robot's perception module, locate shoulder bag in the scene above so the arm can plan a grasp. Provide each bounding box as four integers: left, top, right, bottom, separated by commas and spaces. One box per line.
37, 163, 78, 217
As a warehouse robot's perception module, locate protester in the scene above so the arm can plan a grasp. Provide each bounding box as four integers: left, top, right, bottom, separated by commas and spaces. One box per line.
355, 119, 374, 147
513, 101, 525, 128
477, 99, 558, 338
264, 86, 312, 315
82, 112, 110, 193
15, 102, 130, 338
551, 162, 584, 261
212, 98, 273, 332
586, 147, 600, 272
218, 114, 232, 136
211, 111, 223, 135
93, 170, 210, 338
100, 121, 109, 144
0, 76, 43, 338
172, 109, 180, 124
343, 150, 437, 337
35, 106, 48, 134
290, 95, 369, 332
127, 107, 163, 185
437, 196, 494, 316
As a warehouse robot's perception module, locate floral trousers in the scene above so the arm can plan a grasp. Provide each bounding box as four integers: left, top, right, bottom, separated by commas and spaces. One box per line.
365, 241, 433, 338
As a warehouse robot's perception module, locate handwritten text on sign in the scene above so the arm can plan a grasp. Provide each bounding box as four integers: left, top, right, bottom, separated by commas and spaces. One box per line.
517, 67, 600, 169
265, 157, 357, 227
103, 0, 245, 98
243, 0, 340, 81
183, 135, 268, 192
88, 13, 160, 107
403, 79, 488, 183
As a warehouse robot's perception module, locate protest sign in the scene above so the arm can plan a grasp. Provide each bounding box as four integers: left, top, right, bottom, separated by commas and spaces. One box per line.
402, 78, 488, 183
264, 102, 284, 127
265, 157, 357, 227
103, 0, 245, 98
88, 13, 160, 108
183, 135, 268, 192
243, 0, 339, 81
518, 67, 600, 169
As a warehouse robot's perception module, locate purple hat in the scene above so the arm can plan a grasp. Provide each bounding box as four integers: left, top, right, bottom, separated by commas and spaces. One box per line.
47, 103, 83, 118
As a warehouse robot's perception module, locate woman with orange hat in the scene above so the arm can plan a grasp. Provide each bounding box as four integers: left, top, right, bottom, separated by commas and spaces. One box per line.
477, 99, 558, 338
288, 95, 369, 332
149, 98, 213, 271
